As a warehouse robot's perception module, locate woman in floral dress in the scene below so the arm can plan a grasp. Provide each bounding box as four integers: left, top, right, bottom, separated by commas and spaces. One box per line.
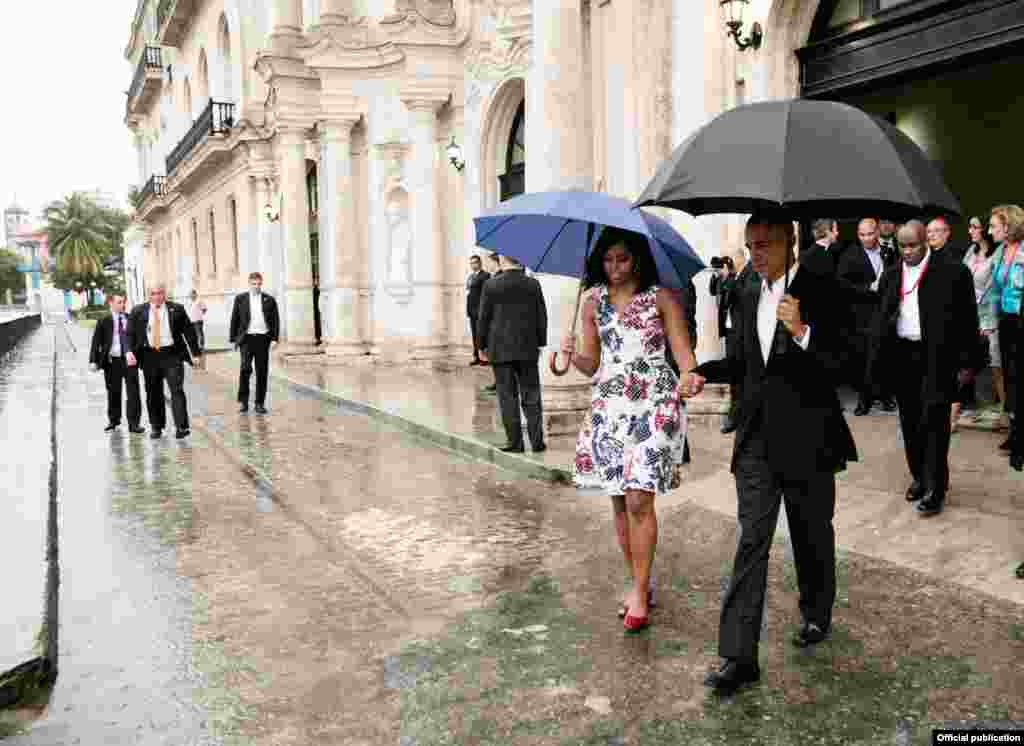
561, 227, 703, 630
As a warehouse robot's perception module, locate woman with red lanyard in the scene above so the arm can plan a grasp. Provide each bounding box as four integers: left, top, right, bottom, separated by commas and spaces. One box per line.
994, 206, 1024, 580
991, 205, 1024, 453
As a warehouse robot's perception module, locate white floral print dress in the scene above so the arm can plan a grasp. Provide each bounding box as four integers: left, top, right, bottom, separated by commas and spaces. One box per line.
573, 285, 687, 495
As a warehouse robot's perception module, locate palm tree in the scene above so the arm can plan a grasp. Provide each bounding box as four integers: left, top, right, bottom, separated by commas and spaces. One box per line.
44, 193, 112, 275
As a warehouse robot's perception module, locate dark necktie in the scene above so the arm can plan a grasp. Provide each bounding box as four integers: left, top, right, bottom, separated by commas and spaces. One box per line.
118, 315, 128, 354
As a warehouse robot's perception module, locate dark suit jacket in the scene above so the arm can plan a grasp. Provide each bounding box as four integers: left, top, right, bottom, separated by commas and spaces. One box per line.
869, 253, 981, 405
229, 292, 281, 344
800, 240, 840, 278
127, 301, 201, 365
837, 245, 885, 333
466, 270, 491, 317
709, 272, 737, 339
88, 313, 131, 369
696, 264, 858, 480
477, 268, 548, 363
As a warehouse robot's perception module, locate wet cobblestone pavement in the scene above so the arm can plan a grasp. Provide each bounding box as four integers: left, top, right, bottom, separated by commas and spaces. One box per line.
2, 323, 1022, 744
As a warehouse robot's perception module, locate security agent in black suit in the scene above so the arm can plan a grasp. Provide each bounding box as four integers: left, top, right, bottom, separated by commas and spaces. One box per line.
465, 255, 491, 365
709, 256, 743, 433
228, 272, 281, 414
837, 218, 897, 415
126, 285, 202, 439
868, 220, 981, 516
89, 294, 144, 433
476, 256, 548, 453
800, 218, 841, 277
694, 215, 858, 695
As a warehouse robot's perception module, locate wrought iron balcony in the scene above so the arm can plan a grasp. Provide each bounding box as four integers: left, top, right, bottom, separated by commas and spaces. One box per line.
165, 100, 235, 177
127, 46, 163, 114
140, 174, 166, 203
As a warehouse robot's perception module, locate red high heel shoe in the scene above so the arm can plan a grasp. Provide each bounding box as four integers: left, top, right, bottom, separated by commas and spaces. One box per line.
623, 611, 650, 631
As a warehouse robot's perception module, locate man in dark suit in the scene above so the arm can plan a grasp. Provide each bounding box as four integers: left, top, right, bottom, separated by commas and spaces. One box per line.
694, 214, 858, 695
477, 255, 548, 453
838, 218, 896, 415
710, 257, 743, 433
879, 219, 899, 268
127, 285, 202, 439
465, 255, 490, 365
800, 218, 841, 277
926, 216, 967, 264
869, 220, 980, 516
89, 294, 144, 434
228, 271, 281, 414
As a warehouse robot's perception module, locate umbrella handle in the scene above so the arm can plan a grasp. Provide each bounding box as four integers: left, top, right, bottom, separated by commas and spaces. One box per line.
549, 349, 572, 376
549, 280, 586, 378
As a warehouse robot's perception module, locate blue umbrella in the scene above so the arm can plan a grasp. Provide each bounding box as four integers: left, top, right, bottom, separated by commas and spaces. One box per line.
473, 190, 705, 375
473, 190, 704, 288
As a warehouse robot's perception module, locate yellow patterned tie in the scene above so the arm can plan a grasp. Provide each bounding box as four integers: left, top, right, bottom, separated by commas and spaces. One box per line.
153, 306, 161, 351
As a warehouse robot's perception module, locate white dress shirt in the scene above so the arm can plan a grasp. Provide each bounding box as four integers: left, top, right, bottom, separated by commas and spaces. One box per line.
897, 250, 931, 341
147, 303, 174, 348
110, 313, 126, 357
757, 265, 812, 365
864, 246, 883, 290
248, 291, 268, 335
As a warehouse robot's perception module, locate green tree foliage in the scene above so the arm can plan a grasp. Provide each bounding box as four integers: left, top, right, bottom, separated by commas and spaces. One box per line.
44, 193, 131, 293
0, 248, 24, 299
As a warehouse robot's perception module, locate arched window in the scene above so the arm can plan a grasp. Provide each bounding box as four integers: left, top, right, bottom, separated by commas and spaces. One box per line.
499, 101, 525, 201
183, 77, 193, 120
228, 196, 239, 270
208, 209, 218, 276
811, 0, 916, 37
218, 14, 234, 103
197, 49, 210, 112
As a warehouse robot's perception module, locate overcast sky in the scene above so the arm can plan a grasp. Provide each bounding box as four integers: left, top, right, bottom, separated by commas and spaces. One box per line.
0, 1, 138, 222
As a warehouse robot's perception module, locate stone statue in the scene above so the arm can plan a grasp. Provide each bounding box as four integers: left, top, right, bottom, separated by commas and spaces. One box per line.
386, 193, 411, 285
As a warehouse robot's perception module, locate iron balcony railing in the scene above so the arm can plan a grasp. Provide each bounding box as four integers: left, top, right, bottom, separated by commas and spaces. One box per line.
156, 0, 173, 35
140, 174, 166, 203
129, 45, 163, 104
165, 100, 235, 177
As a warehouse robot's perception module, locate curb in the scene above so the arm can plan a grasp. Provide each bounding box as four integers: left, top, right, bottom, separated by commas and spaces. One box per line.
169, 371, 572, 489
270, 372, 572, 485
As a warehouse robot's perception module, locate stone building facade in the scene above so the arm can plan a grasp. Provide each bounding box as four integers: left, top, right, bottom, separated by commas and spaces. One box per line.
126, 0, 1022, 427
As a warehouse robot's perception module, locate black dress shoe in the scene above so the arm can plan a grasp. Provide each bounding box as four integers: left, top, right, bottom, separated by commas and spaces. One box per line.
470, 360, 482, 366
1015, 561, 1024, 579
484, 384, 497, 393
905, 479, 925, 502
703, 659, 760, 694
853, 401, 872, 417
881, 398, 897, 412
175, 429, 190, 439
150, 430, 163, 440
792, 622, 829, 648
499, 444, 525, 453
239, 403, 249, 413
128, 425, 145, 434
720, 417, 738, 435
915, 492, 944, 516
254, 404, 268, 414
104, 423, 119, 432
532, 444, 547, 453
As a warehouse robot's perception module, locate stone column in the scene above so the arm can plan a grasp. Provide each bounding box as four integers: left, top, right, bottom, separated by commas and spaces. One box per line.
527, 0, 594, 434
319, 117, 364, 355
269, 0, 304, 52
276, 129, 315, 347
401, 94, 449, 359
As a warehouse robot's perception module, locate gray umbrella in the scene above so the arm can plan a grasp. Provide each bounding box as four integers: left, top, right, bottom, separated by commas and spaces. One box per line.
634, 99, 960, 221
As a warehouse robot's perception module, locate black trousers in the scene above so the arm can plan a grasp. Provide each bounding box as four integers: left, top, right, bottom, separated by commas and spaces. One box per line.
999, 314, 1020, 414
893, 339, 952, 495
141, 349, 188, 431
469, 314, 481, 360
719, 430, 837, 662
725, 330, 742, 413
192, 321, 205, 352
238, 334, 271, 405
493, 360, 544, 449
103, 357, 142, 427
